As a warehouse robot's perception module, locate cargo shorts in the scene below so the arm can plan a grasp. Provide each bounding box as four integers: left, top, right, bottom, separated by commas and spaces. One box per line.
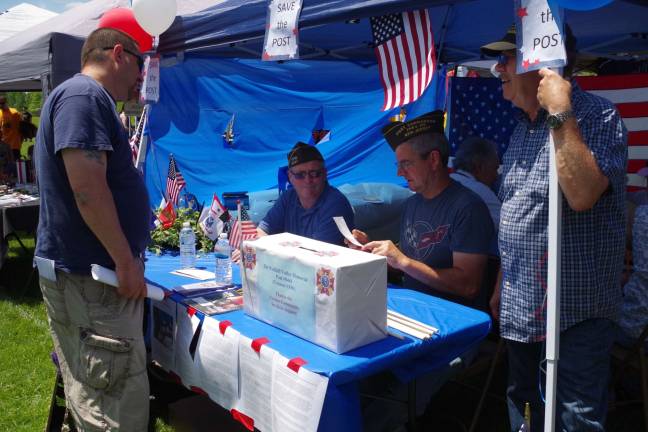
40, 272, 149, 432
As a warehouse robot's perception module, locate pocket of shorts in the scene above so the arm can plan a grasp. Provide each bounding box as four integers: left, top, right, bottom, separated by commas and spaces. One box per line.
39, 277, 70, 326
79, 328, 132, 392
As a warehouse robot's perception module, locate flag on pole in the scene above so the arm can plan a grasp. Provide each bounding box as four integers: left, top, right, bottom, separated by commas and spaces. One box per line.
198, 194, 231, 241
229, 201, 257, 249
157, 199, 176, 230
370, 9, 436, 111
309, 110, 330, 145
576, 73, 648, 190
166, 154, 186, 205
129, 105, 148, 165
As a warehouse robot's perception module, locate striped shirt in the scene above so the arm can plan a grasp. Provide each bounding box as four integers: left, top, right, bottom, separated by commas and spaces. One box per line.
498, 83, 627, 342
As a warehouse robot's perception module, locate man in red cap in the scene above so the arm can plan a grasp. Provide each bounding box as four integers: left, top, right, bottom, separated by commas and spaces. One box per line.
34, 26, 150, 431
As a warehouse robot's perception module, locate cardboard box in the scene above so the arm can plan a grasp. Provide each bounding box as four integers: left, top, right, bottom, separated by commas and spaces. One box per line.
240, 233, 387, 353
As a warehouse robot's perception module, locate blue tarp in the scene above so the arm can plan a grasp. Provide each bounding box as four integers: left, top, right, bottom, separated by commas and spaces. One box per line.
145, 56, 445, 205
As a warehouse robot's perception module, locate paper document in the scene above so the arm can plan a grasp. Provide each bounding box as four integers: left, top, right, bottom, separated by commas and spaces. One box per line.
171, 268, 216, 280
195, 318, 240, 409
333, 216, 362, 247
235, 335, 276, 432
271, 355, 329, 432
175, 306, 202, 388
90, 264, 165, 300
151, 299, 177, 372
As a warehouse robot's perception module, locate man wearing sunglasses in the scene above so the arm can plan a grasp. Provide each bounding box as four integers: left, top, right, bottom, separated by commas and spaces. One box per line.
34, 26, 150, 431
482, 25, 627, 431
257, 141, 354, 245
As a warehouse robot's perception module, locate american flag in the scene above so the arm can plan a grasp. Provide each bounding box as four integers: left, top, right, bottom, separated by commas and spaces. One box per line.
370, 9, 435, 111
576, 73, 648, 190
446, 77, 518, 158
129, 106, 147, 165
229, 205, 257, 249
166, 154, 186, 205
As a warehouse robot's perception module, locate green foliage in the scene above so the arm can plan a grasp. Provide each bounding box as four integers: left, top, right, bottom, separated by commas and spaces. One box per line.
149, 206, 214, 255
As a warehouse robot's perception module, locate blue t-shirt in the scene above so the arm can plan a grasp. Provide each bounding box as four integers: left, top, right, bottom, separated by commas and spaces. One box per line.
258, 184, 354, 245
400, 180, 494, 307
35, 74, 151, 273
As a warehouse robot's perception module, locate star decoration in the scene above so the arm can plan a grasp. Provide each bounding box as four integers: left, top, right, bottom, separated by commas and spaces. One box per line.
517, 7, 528, 18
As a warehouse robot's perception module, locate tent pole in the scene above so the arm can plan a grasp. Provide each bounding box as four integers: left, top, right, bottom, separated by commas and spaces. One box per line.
435, 5, 453, 63
544, 132, 562, 432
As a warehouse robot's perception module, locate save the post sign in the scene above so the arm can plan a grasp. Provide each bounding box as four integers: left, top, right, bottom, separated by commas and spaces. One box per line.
263, 0, 303, 61
515, 0, 566, 73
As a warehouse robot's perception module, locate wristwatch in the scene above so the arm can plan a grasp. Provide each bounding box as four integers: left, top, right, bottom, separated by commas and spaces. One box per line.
546, 110, 574, 130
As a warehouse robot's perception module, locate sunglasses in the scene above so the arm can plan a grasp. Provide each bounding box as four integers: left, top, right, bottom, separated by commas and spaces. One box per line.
497, 53, 514, 66
290, 169, 324, 180
103, 46, 144, 72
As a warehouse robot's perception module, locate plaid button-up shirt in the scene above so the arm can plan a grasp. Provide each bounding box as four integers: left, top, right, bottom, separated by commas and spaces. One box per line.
498, 83, 627, 342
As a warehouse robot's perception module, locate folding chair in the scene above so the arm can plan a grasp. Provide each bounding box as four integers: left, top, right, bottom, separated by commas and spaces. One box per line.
610, 324, 648, 431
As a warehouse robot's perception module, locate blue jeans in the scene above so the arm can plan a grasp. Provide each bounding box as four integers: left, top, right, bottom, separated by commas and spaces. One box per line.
506, 318, 615, 432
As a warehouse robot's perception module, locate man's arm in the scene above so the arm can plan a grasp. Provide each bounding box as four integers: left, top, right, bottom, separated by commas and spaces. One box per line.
362, 240, 487, 300
537, 68, 609, 211
62, 148, 146, 299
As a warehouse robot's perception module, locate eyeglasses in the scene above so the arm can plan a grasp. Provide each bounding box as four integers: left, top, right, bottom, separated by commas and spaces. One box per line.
103, 46, 144, 72
289, 169, 324, 180
395, 151, 432, 171
496, 53, 514, 66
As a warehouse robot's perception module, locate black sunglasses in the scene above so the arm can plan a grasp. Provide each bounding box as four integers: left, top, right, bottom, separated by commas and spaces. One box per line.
290, 169, 324, 180
103, 46, 144, 72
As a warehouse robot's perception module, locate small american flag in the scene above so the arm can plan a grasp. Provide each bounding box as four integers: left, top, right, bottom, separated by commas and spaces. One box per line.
129, 106, 147, 165
576, 73, 648, 190
447, 77, 517, 158
229, 205, 257, 249
371, 9, 435, 111
166, 154, 186, 205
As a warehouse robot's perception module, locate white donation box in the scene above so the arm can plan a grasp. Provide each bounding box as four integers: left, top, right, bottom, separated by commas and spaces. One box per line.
240, 233, 387, 353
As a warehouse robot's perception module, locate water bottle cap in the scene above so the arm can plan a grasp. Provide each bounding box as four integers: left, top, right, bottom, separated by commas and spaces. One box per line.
182, 221, 191, 228
219, 232, 228, 239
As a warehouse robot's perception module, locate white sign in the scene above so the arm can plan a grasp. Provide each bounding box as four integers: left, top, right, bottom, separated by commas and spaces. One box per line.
515, 0, 566, 73
262, 0, 303, 61
140, 55, 160, 103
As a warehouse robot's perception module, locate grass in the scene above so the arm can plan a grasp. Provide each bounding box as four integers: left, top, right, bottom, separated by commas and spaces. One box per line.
0, 233, 644, 432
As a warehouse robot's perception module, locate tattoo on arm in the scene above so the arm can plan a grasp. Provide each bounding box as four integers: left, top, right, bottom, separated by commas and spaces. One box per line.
73, 190, 89, 206
83, 150, 105, 165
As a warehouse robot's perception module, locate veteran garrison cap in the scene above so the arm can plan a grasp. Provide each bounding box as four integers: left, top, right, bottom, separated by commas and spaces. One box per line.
287, 141, 324, 168
481, 25, 517, 57
381, 110, 445, 150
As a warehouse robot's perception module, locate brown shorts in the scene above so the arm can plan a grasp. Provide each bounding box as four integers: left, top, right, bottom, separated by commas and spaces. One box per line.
40, 272, 149, 431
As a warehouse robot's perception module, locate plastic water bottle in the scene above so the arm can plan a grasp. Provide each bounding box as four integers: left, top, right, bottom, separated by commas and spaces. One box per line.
214, 233, 232, 284
179, 222, 196, 269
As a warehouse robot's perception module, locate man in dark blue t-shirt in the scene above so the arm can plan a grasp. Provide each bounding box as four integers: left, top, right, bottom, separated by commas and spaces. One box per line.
257, 141, 354, 245
353, 111, 494, 431
34, 27, 150, 431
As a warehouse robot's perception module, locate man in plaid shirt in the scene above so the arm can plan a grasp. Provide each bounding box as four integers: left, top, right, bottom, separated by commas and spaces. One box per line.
482, 26, 627, 431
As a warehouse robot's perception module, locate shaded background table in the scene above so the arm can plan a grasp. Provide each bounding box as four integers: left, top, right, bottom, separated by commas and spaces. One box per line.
144, 253, 491, 431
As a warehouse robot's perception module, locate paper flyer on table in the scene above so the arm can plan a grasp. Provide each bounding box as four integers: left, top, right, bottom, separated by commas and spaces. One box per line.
151, 298, 177, 372
333, 216, 362, 247
175, 306, 202, 388
194, 318, 240, 409
171, 268, 216, 280
271, 355, 329, 432
234, 335, 277, 432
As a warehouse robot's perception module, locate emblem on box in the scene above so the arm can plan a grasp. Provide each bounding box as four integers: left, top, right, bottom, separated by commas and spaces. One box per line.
279, 241, 302, 247
316, 267, 335, 296
242, 246, 257, 270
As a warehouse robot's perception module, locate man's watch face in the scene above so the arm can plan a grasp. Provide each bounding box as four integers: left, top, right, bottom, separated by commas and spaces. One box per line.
547, 114, 560, 129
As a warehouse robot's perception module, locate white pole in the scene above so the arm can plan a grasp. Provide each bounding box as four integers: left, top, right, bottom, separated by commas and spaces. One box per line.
544, 133, 562, 432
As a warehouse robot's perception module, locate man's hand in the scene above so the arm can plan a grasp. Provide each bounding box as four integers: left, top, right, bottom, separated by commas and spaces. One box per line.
115, 256, 146, 299
362, 240, 409, 269
345, 229, 370, 250
537, 68, 572, 114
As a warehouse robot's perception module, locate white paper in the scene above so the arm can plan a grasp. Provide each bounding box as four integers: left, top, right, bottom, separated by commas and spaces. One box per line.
175, 306, 202, 388
175, 280, 233, 292
234, 335, 277, 432
34, 256, 56, 282
194, 318, 240, 409
271, 355, 329, 432
171, 268, 216, 280
151, 298, 177, 372
517, 0, 566, 73
262, 0, 303, 61
90, 264, 165, 300
333, 216, 362, 247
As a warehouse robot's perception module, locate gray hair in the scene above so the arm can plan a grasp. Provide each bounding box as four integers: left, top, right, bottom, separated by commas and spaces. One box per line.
407, 132, 449, 165
453, 136, 499, 173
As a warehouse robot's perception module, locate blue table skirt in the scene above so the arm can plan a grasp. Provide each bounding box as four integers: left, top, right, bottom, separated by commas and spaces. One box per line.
145, 252, 491, 431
